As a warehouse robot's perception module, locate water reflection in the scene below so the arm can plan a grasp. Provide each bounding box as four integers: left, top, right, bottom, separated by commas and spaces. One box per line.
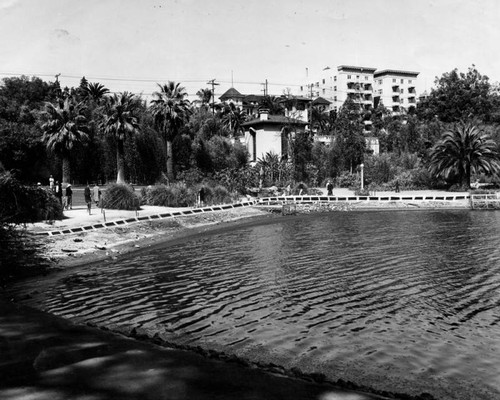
10, 210, 500, 399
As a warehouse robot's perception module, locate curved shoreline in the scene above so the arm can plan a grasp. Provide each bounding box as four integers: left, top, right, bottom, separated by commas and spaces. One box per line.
7, 198, 493, 400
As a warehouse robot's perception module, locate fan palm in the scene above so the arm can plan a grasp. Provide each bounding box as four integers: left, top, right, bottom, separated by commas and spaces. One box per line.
150, 81, 192, 181
221, 103, 247, 138
428, 122, 500, 188
101, 92, 140, 183
41, 98, 89, 184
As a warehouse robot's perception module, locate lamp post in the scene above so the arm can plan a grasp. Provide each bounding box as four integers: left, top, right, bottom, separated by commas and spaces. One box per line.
360, 163, 364, 190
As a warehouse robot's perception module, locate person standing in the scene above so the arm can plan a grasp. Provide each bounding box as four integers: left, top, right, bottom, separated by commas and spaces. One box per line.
65, 184, 73, 210
198, 187, 205, 207
395, 180, 400, 193
49, 175, 55, 191
326, 180, 334, 196
93, 183, 101, 206
84, 184, 92, 214
55, 181, 63, 205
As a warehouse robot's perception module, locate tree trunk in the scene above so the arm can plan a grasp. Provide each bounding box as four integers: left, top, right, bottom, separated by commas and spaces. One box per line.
116, 139, 126, 184
463, 163, 471, 189
166, 139, 174, 182
62, 156, 71, 186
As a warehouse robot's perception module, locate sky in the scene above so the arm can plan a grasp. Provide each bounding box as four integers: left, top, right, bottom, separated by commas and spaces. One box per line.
1, 0, 499, 101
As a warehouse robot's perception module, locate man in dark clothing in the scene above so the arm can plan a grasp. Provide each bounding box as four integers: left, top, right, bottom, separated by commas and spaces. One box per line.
84, 184, 92, 214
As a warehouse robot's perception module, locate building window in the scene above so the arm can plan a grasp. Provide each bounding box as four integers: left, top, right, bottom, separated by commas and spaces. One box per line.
322, 79, 325, 84
322, 88, 325, 94
393, 79, 396, 83
300, 86, 303, 91
316, 82, 319, 87
408, 80, 412, 84
347, 75, 351, 79
401, 79, 404, 84
334, 86, 337, 91
334, 96, 337, 101
365, 76, 369, 80
400, 89, 404, 94
378, 79, 382, 85
356, 75, 360, 79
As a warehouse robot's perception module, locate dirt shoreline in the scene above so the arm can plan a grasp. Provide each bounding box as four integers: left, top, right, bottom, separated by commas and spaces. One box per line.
35, 206, 273, 270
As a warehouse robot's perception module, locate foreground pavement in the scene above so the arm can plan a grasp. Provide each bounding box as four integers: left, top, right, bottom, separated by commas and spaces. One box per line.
0, 300, 383, 400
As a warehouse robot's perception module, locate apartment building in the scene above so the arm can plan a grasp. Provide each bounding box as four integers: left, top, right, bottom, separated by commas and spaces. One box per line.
373, 69, 419, 114
299, 65, 419, 115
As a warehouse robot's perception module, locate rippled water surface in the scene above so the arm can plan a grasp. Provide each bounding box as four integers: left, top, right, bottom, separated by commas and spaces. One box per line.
11, 210, 500, 399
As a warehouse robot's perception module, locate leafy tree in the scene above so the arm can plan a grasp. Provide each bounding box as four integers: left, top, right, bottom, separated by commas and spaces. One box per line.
418, 66, 494, 123
428, 121, 500, 188
150, 81, 192, 181
101, 92, 141, 183
41, 98, 89, 184
333, 98, 366, 172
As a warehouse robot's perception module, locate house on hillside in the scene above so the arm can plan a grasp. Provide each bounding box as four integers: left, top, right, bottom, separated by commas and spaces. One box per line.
241, 109, 307, 163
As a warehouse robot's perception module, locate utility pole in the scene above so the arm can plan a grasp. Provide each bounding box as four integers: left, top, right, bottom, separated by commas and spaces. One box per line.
207, 79, 219, 115
261, 79, 268, 96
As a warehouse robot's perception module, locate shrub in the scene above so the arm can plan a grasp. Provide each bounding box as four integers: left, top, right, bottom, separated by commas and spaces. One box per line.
336, 172, 358, 189
101, 183, 140, 210
0, 172, 63, 223
211, 185, 232, 204
293, 182, 309, 195
170, 182, 195, 207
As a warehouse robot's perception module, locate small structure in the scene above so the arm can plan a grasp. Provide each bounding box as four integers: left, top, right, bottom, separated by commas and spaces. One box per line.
242, 109, 307, 162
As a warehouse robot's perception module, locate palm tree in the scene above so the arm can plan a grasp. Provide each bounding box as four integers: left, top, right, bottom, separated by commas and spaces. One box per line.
195, 88, 212, 108
150, 81, 192, 181
41, 98, 89, 184
101, 92, 140, 184
220, 103, 247, 138
429, 121, 500, 188
83, 82, 110, 105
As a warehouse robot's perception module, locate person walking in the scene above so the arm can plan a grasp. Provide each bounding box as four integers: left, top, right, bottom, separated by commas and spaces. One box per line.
395, 180, 400, 193
93, 183, 101, 207
84, 184, 92, 214
65, 184, 73, 210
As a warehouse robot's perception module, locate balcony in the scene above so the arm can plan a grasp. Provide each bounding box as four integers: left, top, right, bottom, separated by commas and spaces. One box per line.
392, 85, 400, 92
363, 84, 372, 91
392, 96, 400, 103
408, 86, 416, 94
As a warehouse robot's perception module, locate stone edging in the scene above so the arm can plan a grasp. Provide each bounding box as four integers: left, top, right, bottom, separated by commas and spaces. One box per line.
32, 201, 257, 237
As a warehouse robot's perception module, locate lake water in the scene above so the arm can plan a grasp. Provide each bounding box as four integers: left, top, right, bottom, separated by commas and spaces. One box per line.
10, 210, 500, 399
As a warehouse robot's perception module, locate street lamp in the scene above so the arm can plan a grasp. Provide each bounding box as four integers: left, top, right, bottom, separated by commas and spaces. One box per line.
360, 163, 364, 190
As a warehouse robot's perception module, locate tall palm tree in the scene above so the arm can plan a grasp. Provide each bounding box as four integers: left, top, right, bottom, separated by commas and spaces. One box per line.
150, 81, 192, 181
41, 98, 89, 184
429, 121, 500, 188
101, 92, 140, 184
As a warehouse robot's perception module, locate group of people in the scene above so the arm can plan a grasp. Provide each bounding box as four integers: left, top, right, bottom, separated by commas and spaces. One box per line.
48, 175, 101, 212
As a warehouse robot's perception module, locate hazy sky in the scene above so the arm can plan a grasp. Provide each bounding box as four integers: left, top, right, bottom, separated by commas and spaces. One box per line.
1, 0, 499, 99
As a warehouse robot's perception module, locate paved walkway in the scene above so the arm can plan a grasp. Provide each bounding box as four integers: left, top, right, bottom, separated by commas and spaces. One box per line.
0, 300, 383, 400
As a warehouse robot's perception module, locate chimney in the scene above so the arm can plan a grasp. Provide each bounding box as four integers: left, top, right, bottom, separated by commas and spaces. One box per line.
259, 108, 269, 121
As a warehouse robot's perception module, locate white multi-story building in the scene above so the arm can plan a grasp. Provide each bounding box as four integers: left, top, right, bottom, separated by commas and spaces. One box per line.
373, 69, 419, 114
299, 65, 419, 115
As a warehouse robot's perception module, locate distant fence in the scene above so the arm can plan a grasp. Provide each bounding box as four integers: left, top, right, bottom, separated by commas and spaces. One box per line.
257, 194, 470, 206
